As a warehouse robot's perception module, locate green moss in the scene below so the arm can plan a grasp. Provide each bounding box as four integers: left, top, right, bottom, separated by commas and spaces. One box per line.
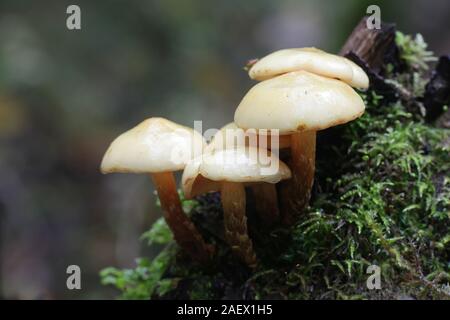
395, 31, 437, 71
100, 31, 450, 300
100, 246, 175, 299
281, 120, 449, 299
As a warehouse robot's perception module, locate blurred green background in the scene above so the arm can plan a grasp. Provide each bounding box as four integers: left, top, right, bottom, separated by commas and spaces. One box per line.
0, 0, 448, 299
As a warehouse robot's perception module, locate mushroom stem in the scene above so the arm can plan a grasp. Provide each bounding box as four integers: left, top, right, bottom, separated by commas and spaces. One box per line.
280, 130, 316, 225
221, 181, 257, 268
151, 172, 213, 263
251, 183, 279, 225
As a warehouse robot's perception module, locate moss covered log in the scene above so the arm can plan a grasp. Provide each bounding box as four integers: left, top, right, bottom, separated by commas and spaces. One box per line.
100, 23, 450, 300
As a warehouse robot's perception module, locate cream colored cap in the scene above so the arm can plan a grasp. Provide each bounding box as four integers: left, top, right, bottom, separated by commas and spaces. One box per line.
205, 122, 240, 153
205, 122, 291, 153
182, 146, 291, 198
182, 156, 221, 198
235, 71, 365, 135
101, 117, 206, 174
248, 47, 369, 89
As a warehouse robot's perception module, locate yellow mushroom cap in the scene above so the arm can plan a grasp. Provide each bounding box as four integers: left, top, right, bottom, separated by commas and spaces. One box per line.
248, 47, 369, 89
205, 122, 291, 153
235, 71, 366, 135
100, 117, 206, 174
205, 122, 240, 153
182, 146, 291, 198
182, 156, 222, 198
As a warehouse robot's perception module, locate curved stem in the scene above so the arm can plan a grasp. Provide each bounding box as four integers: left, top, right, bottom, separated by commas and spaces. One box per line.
279, 131, 316, 225
251, 183, 279, 225
221, 181, 257, 268
151, 172, 213, 263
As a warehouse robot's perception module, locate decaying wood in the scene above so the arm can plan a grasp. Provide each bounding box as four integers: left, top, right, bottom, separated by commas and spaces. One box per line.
424, 55, 450, 123
339, 17, 400, 104
341, 17, 450, 122
340, 16, 397, 73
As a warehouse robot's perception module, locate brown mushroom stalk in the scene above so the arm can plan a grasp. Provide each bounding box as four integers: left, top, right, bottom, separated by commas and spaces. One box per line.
152, 171, 213, 263
280, 131, 316, 225
221, 181, 257, 268
252, 132, 289, 224
251, 183, 280, 224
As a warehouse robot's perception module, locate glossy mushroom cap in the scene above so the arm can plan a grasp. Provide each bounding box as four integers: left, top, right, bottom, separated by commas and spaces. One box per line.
205, 122, 291, 153
182, 146, 291, 198
182, 156, 221, 199
235, 71, 366, 135
248, 47, 369, 89
100, 117, 206, 174
205, 122, 240, 153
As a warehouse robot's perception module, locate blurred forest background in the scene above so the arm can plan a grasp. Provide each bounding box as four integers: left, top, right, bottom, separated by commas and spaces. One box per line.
0, 0, 449, 299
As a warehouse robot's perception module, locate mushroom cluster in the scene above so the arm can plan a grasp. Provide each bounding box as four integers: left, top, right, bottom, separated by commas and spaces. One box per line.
238, 47, 369, 224
100, 47, 368, 268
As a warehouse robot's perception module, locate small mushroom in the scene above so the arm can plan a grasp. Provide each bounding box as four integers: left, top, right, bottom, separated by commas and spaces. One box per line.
206, 122, 290, 224
235, 71, 367, 224
248, 47, 369, 89
182, 146, 291, 267
206, 122, 291, 152
100, 117, 213, 263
